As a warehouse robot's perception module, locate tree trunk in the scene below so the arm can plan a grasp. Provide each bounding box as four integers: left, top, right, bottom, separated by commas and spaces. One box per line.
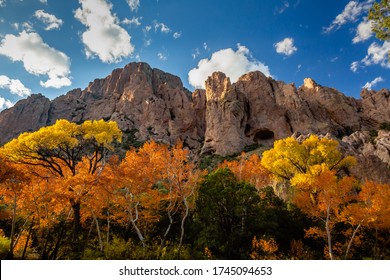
22, 219, 34, 259
344, 223, 362, 259
325, 206, 333, 260
92, 210, 103, 252
129, 203, 145, 247
9, 193, 17, 259
178, 197, 190, 258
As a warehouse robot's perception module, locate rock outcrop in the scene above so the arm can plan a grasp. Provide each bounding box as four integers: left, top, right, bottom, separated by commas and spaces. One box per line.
0, 62, 389, 182
0, 63, 205, 149
342, 130, 390, 183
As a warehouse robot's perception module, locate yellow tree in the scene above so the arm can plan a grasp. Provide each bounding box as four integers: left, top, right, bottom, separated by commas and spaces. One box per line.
261, 135, 356, 181
2, 119, 122, 246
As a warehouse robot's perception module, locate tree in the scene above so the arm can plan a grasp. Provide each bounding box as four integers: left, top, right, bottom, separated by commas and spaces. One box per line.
219, 153, 271, 190
340, 181, 390, 259
156, 142, 204, 253
2, 119, 122, 252
194, 168, 261, 259
0, 154, 30, 258
291, 165, 356, 260
109, 141, 164, 247
369, 0, 390, 60
369, 0, 390, 41
261, 135, 356, 182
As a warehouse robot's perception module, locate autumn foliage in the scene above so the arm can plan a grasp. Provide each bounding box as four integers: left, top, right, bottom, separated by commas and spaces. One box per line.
0, 121, 389, 259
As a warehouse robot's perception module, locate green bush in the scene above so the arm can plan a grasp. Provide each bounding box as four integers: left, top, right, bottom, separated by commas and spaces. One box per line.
0, 236, 10, 259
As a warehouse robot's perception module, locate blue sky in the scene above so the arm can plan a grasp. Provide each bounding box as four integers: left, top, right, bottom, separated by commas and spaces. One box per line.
0, 0, 389, 111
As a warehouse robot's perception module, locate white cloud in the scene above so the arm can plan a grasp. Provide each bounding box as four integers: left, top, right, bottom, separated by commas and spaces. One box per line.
324, 0, 374, 33
192, 48, 200, 59
351, 61, 359, 72
0, 31, 71, 88
0, 96, 14, 111
11, 22, 19, 30
188, 44, 272, 89
22, 22, 34, 32
126, 0, 140, 12
363, 76, 384, 90
274, 37, 298, 56
361, 41, 390, 68
0, 0, 6, 7
157, 52, 167, 61
173, 31, 181, 39
275, 1, 290, 14
74, 0, 134, 63
40, 0, 48, 3
144, 25, 152, 32
123, 16, 142, 26
353, 18, 373, 43
0, 75, 32, 97
153, 21, 171, 33
34, 10, 63, 30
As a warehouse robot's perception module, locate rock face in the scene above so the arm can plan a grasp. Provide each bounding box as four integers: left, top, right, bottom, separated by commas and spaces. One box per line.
0, 62, 389, 181
0, 63, 205, 149
0, 94, 51, 143
342, 130, 390, 183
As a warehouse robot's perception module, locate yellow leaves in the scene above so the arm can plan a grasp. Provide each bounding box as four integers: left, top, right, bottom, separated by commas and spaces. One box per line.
2, 119, 122, 178
81, 119, 122, 147
261, 135, 356, 181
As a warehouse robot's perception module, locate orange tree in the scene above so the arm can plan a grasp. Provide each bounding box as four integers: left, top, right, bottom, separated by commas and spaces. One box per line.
2, 119, 122, 254
0, 153, 30, 258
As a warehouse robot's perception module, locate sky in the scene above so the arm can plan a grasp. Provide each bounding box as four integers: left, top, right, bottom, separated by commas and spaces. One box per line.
0, 0, 389, 111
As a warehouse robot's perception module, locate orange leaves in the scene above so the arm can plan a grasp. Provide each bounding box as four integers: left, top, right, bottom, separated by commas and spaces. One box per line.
250, 236, 279, 260
219, 153, 271, 189
342, 181, 390, 230
292, 167, 356, 219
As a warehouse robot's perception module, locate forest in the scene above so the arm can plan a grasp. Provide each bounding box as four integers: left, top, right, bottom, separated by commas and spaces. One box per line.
0, 119, 389, 260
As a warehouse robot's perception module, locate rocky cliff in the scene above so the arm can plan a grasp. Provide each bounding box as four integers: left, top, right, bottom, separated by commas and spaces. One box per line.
0, 62, 389, 181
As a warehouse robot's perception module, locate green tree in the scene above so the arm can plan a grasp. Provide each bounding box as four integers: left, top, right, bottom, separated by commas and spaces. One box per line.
369, 0, 390, 41
194, 168, 261, 259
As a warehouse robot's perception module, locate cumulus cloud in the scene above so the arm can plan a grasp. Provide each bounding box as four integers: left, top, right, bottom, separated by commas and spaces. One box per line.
123, 16, 142, 26
274, 37, 298, 56
0, 96, 13, 111
0, 31, 71, 88
363, 76, 384, 90
40, 0, 48, 3
0, 75, 32, 97
188, 44, 271, 89
75, 0, 134, 63
0, 0, 6, 7
126, 0, 140, 12
324, 0, 374, 33
34, 10, 63, 30
361, 41, 390, 68
353, 18, 373, 43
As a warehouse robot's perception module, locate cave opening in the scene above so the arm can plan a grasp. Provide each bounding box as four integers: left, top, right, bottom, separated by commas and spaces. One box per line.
254, 129, 275, 143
